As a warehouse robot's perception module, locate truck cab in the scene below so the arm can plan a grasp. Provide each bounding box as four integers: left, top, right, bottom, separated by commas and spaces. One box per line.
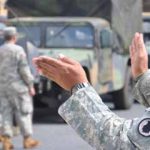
8, 17, 133, 110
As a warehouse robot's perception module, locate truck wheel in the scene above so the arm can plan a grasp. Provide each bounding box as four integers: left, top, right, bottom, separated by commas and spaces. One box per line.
112, 67, 134, 109
51, 82, 71, 108
57, 89, 71, 106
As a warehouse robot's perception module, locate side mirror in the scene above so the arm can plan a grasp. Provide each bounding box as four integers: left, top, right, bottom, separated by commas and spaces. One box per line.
100, 29, 113, 48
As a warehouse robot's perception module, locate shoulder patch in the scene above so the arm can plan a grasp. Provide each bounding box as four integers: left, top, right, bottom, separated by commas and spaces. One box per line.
138, 118, 150, 137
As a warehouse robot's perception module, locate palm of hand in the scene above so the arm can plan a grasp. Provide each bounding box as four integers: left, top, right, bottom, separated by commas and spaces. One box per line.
130, 33, 148, 79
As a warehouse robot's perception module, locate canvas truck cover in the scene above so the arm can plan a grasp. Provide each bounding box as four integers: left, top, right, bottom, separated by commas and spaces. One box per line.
7, 0, 142, 51
111, 0, 142, 51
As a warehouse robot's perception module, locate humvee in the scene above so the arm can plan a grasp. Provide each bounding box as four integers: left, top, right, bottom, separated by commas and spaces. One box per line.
8, 17, 133, 110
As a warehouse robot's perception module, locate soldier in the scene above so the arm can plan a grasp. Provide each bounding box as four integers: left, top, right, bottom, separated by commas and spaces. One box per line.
34, 32, 150, 149
0, 23, 6, 142
0, 26, 40, 150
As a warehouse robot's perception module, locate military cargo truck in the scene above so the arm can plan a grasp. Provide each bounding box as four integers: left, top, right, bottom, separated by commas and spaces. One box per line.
8, 0, 142, 110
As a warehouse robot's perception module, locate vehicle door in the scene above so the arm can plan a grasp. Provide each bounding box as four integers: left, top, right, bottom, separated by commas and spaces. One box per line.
97, 27, 113, 85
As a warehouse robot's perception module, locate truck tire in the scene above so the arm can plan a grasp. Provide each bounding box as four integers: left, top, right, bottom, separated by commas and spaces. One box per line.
57, 89, 71, 106
112, 67, 134, 109
50, 82, 71, 108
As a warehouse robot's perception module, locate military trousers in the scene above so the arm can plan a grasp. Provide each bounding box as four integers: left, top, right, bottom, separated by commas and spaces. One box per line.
0, 90, 33, 137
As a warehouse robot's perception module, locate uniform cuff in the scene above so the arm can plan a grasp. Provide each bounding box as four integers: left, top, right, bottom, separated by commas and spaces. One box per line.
134, 70, 150, 83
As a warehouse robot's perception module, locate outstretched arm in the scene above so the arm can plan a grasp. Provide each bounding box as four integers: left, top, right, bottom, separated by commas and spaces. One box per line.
32, 32, 150, 149
33, 55, 135, 149
33, 53, 150, 149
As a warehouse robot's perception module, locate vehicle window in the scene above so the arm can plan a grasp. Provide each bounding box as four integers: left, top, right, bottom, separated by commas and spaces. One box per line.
16, 26, 41, 47
143, 21, 150, 42
45, 24, 94, 48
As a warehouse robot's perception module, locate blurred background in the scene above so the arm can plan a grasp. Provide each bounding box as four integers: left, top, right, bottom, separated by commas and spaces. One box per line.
0, 0, 149, 149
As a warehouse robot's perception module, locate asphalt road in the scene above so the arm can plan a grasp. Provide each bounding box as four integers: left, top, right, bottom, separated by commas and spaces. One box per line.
0, 102, 145, 150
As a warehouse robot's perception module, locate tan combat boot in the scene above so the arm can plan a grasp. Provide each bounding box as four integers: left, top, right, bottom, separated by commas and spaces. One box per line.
23, 136, 40, 149
2, 136, 14, 150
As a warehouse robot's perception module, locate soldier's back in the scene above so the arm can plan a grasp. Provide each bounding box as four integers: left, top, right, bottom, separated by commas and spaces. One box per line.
0, 43, 23, 84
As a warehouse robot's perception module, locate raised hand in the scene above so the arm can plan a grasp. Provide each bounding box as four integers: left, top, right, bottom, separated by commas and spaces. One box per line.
130, 33, 148, 79
33, 55, 88, 91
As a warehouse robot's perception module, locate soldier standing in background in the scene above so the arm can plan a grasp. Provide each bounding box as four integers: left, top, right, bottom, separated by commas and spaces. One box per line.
0, 27, 40, 150
34, 33, 150, 149
0, 22, 6, 142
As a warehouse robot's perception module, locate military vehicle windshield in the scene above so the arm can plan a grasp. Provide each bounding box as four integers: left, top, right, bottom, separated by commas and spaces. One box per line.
17, 26, 41, 47
45, 24, 94, 48
15, 23, 94, 49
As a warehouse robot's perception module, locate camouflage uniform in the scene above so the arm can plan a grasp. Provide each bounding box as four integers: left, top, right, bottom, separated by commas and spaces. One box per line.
0, 24, 6, 136
0, 43, 34, 137
59, 70, 150, 150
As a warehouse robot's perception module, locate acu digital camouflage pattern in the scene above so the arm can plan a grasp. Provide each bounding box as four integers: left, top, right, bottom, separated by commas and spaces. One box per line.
133, 70, 150, 107
59, 70, 150, 149
0, 43, 34, 137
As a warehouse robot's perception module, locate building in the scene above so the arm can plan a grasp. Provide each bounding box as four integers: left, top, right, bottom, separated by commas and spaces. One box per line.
0, 0, 7, 19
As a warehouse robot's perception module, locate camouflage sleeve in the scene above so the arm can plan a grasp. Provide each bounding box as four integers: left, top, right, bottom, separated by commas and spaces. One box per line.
132, 70, 150, 107
127, 107, 150, 149
17, 47, 34, 88
58, 86, 135, 149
